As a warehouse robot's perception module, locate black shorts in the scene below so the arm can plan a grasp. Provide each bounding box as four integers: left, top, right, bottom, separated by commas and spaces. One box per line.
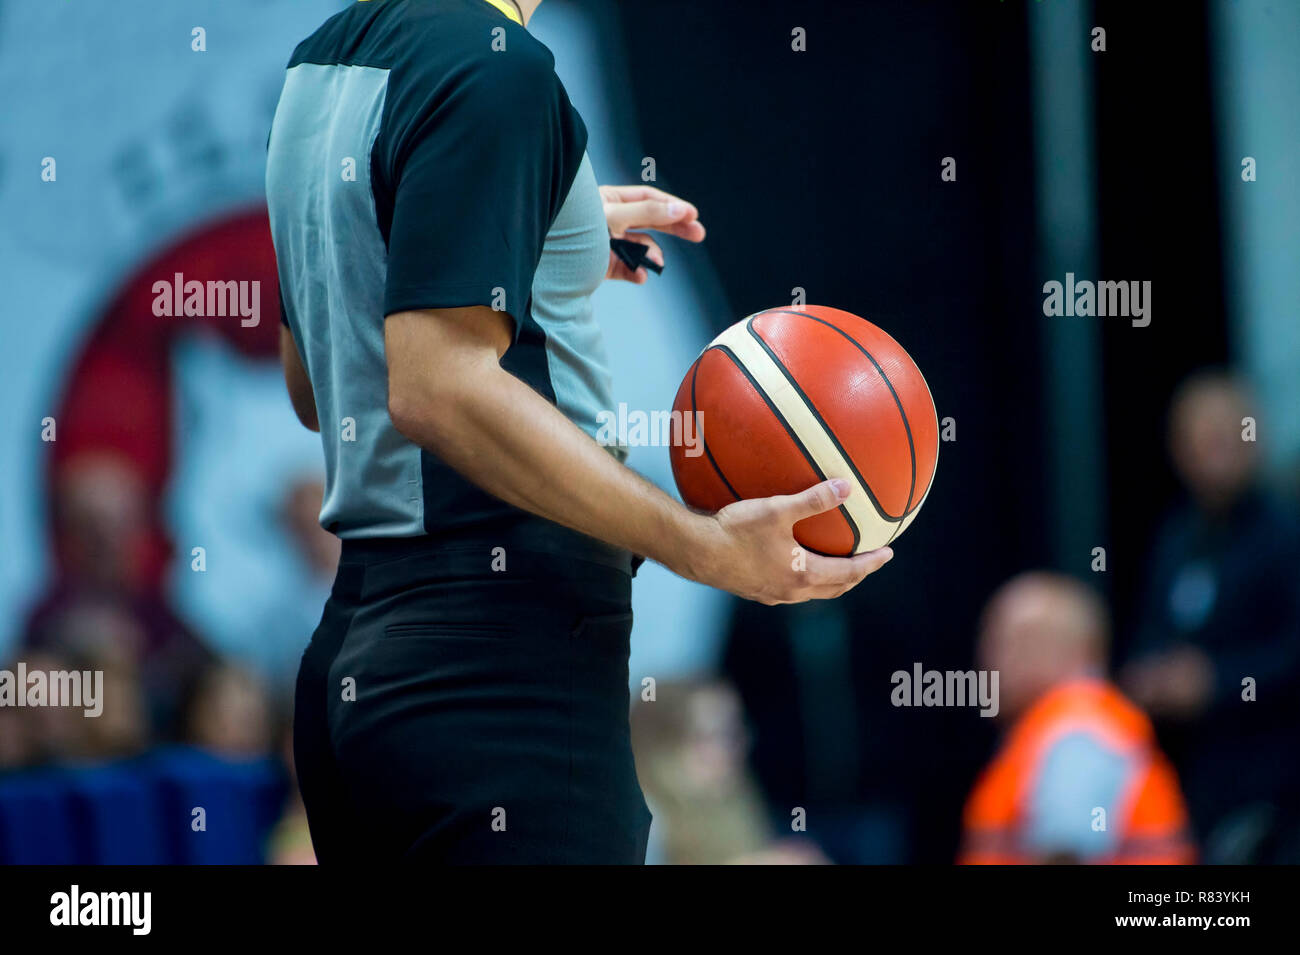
293, 523, 651, 864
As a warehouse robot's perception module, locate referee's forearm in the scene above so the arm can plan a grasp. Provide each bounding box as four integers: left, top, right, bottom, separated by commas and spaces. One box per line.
389, 360, 712, 579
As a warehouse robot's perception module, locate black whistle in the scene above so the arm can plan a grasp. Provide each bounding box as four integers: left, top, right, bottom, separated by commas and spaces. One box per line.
610, 237, 664, 275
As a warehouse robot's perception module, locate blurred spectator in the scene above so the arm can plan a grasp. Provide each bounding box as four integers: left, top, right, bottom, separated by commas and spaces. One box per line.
2, 642, 149, 765
2, 650, 86, 765
631, 680, 823, 864
184, 663, 274, 759
81, 656, 150, 760
1120, 372, 1300, 862
49, 449, 151, 590
0, 706, 30, 771
960, 573, 1194, 864
23, 452, 212, 741
0, 643, 149, 767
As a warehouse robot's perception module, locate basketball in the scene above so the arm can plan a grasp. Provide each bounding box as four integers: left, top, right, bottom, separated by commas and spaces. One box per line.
669, 306, 939, 556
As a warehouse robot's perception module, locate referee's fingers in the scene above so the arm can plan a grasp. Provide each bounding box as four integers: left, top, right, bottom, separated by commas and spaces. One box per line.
803, 547, 894, 590
599, 183, 677, 205
604, 198, 702, 239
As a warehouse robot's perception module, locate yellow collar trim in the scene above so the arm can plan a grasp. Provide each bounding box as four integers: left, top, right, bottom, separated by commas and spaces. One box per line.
480, 0, 523, 25
357, 0, 522, 26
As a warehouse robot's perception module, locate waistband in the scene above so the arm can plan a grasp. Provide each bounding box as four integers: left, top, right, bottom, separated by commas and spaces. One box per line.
339, 518, 642, 577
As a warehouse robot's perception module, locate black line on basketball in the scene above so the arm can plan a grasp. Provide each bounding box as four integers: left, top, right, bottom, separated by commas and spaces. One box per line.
745, 315, 908, 525
714, 343, 861, 555
691, 351, 741, 504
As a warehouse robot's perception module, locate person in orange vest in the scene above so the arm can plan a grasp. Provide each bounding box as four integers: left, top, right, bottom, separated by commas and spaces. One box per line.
959, 573, 1195, 864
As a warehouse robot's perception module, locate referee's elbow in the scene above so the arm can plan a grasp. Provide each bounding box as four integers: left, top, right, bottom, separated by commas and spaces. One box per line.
295, 406, 321, 433
387, 377, 456, 446
386, 384, 421, 440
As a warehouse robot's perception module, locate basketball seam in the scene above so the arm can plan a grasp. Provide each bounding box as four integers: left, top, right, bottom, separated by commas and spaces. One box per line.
746, 314, 910, 525
712, 344, 861, 556
689, 354, 741, 504
757, 306, 934, 539
713, 321, 890, 551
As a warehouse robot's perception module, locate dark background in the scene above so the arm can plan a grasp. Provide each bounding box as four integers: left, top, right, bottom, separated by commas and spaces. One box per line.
616, 0, 1232, 861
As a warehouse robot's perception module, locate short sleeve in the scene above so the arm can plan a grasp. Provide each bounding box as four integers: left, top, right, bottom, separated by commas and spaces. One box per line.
380, 46, 587, 329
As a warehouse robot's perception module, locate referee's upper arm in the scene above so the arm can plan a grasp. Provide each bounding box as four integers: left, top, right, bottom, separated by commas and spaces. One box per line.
280, 324, 320, 432
384, 305, 512, 440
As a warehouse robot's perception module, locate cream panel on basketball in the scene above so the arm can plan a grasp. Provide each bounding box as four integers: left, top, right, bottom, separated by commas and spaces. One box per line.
708, 316, 901, 553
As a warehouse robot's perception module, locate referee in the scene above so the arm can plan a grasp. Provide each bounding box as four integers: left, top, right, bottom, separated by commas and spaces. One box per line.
266, 0, 892, 864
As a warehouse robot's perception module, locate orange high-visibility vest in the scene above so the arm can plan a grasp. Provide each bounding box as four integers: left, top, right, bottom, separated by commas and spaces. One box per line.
959, 678, 1194, 864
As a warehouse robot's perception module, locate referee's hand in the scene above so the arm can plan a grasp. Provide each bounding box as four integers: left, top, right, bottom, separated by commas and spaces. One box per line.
599, 184, 706, 283
686, 479, 895, 605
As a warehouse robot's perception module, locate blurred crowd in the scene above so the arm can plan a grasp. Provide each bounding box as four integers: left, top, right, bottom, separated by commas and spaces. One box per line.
0, 452, 327, 863
634, 371, 1300, 865
2, 370, 1297, 865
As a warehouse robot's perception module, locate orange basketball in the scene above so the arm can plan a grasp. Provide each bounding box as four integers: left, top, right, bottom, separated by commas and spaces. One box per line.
669, 305, 939, 556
